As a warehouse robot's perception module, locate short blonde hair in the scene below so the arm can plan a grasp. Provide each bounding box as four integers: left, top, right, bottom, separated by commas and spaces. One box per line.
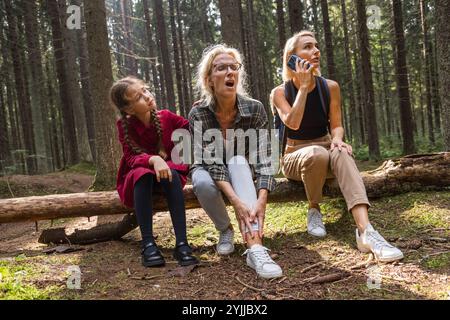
282, 30, 321, 82
195, 44, 249, 105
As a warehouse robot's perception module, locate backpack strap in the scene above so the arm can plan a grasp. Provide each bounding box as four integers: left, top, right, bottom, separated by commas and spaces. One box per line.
280, 81, 297, 156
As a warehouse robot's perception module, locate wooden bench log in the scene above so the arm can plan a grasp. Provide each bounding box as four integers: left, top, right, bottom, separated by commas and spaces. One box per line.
0, 153, 448, 225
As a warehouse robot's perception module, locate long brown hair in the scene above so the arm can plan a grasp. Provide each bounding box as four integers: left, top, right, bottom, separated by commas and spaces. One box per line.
110, 76, 167, 158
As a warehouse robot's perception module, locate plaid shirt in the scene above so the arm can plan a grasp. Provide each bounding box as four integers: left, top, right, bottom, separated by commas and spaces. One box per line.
188, 94, 276, 192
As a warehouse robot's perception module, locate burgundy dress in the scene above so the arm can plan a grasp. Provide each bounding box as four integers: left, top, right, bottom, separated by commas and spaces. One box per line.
116, 109, 189, 208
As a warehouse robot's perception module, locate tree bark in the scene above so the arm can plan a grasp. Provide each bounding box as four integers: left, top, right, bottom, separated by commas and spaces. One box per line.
435, 0, 450, 151
218, 0, 244, 52
355, 0, 380, 160
23, 0, 52, 173
320, 0, 336, 81
176, 0, 192, 114
85, 0, 121, 190
1, 153, 449, 224
154, 0, 176, 112
287, 0, 304, 34
46, 0, 79, 167
74, 0, 96, 163
419, 0, 435, 145
340, 0, 357, 144
120, 0, 138, 75
391, 0, 416, 155
58, 0, 92, 163
142, 0, 163, 108
276, 0, 286, 57
168, 0, 185, 116
5, 1, 37, 174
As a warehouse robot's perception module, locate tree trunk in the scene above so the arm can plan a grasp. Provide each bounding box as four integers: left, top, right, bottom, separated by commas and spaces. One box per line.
320, 0, 336, 81
23, 0, 51, 173
120, 0, 138, 75
218, 0, 244, 52
340, 0, 357, 144
419, 0, 435, 145
0, 21, 20, 168
142, 0, 163, 108
58, 0, 92, 163
276, 0, 286, 58
85, 0, 121, 190
391, 0, 416, 155
435, 0, 450, 151
1, 153, 449, 224
176, 0, 192, 113
5, 1, 37, 174
154, 0, 176, 112
355, 0, 380, 160
46, 0, 79, 167
310, 0, 321, 42
168, 0, 185, 116
287, 0, 304, 34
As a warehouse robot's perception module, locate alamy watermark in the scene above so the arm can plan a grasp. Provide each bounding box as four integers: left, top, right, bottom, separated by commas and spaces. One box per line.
367, 5, 382, 30
66, 5, 81, 30
170, 124, 280, 174
366, 265, 382, 290
66, 265, 82, 290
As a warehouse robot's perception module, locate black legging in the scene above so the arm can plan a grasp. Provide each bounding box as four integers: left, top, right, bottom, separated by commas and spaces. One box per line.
133, 170, 187, 246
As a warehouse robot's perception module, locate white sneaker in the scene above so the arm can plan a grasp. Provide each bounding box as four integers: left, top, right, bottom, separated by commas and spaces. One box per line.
307, 208, 327, 237
216, 227, 234, 255
356, 223, 404, 262
244, 244, 283, 279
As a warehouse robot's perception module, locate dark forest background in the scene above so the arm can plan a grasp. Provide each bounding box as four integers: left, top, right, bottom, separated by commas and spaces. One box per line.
0, 0, 448, 188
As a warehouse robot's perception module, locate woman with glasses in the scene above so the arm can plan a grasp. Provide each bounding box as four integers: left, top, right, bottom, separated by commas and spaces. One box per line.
188, 44, 283, 279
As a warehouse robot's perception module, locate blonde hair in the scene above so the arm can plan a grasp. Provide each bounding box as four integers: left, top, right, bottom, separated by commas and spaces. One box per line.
195, 44, 249, 105
282, 30, 321, 82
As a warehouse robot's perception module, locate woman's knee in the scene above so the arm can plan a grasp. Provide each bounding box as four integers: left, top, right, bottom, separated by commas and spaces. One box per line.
192, 169, 220, 197
304, 146, 329, 166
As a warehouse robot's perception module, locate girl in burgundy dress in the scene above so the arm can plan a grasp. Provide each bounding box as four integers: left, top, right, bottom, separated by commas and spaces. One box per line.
110, 76, 198, 267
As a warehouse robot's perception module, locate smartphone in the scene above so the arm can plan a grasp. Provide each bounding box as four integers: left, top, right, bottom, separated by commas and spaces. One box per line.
287, 54, 311, 71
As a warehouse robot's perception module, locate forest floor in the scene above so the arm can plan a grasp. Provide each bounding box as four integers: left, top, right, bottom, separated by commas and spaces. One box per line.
0, 161, 449, 300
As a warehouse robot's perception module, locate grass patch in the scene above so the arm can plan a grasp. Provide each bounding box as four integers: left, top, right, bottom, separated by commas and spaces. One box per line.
64, 161, 96, 176
0, 260, 61, 300
424, 253, 450, 270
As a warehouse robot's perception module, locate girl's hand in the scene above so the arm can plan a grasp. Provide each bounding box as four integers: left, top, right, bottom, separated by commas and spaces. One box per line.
149, 156, 172, 182
294, 58, 314, 90
330, 137, 353, 156
250, 198, 267, 239
231, 199, 255, 242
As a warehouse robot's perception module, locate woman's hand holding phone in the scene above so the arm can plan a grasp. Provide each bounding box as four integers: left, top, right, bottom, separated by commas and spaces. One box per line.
288, 55, 314, 90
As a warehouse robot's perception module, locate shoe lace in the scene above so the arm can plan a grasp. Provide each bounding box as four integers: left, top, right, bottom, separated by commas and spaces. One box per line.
366, 230, 393, 250
219, 229, 233, 244
309, 211, 324, 229
243, 247, 274, 266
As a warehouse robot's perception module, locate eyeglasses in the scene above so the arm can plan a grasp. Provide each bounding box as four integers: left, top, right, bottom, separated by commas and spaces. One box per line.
213, 63, 242, 73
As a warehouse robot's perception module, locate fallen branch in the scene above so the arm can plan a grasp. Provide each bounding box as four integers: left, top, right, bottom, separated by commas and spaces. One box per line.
235, 276, 264, 292
309, 272, 350, 284
1, 152, 449, 223
300, 261, 326, 273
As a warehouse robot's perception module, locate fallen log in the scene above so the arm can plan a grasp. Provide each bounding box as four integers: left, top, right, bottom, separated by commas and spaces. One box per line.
0, 153, 449, 224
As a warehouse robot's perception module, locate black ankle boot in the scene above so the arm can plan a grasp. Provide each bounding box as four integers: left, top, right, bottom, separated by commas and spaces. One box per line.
142, 242, 165, 267
173, 242, 199, 266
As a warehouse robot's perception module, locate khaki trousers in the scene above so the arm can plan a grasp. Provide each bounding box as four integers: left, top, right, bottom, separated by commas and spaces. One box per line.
281, 134, 370, 211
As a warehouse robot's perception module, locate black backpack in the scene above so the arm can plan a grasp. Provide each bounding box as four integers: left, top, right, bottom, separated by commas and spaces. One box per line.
273, 76, 330, 156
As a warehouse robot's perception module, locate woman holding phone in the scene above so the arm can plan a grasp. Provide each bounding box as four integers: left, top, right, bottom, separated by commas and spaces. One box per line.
270, 31, 403, 262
